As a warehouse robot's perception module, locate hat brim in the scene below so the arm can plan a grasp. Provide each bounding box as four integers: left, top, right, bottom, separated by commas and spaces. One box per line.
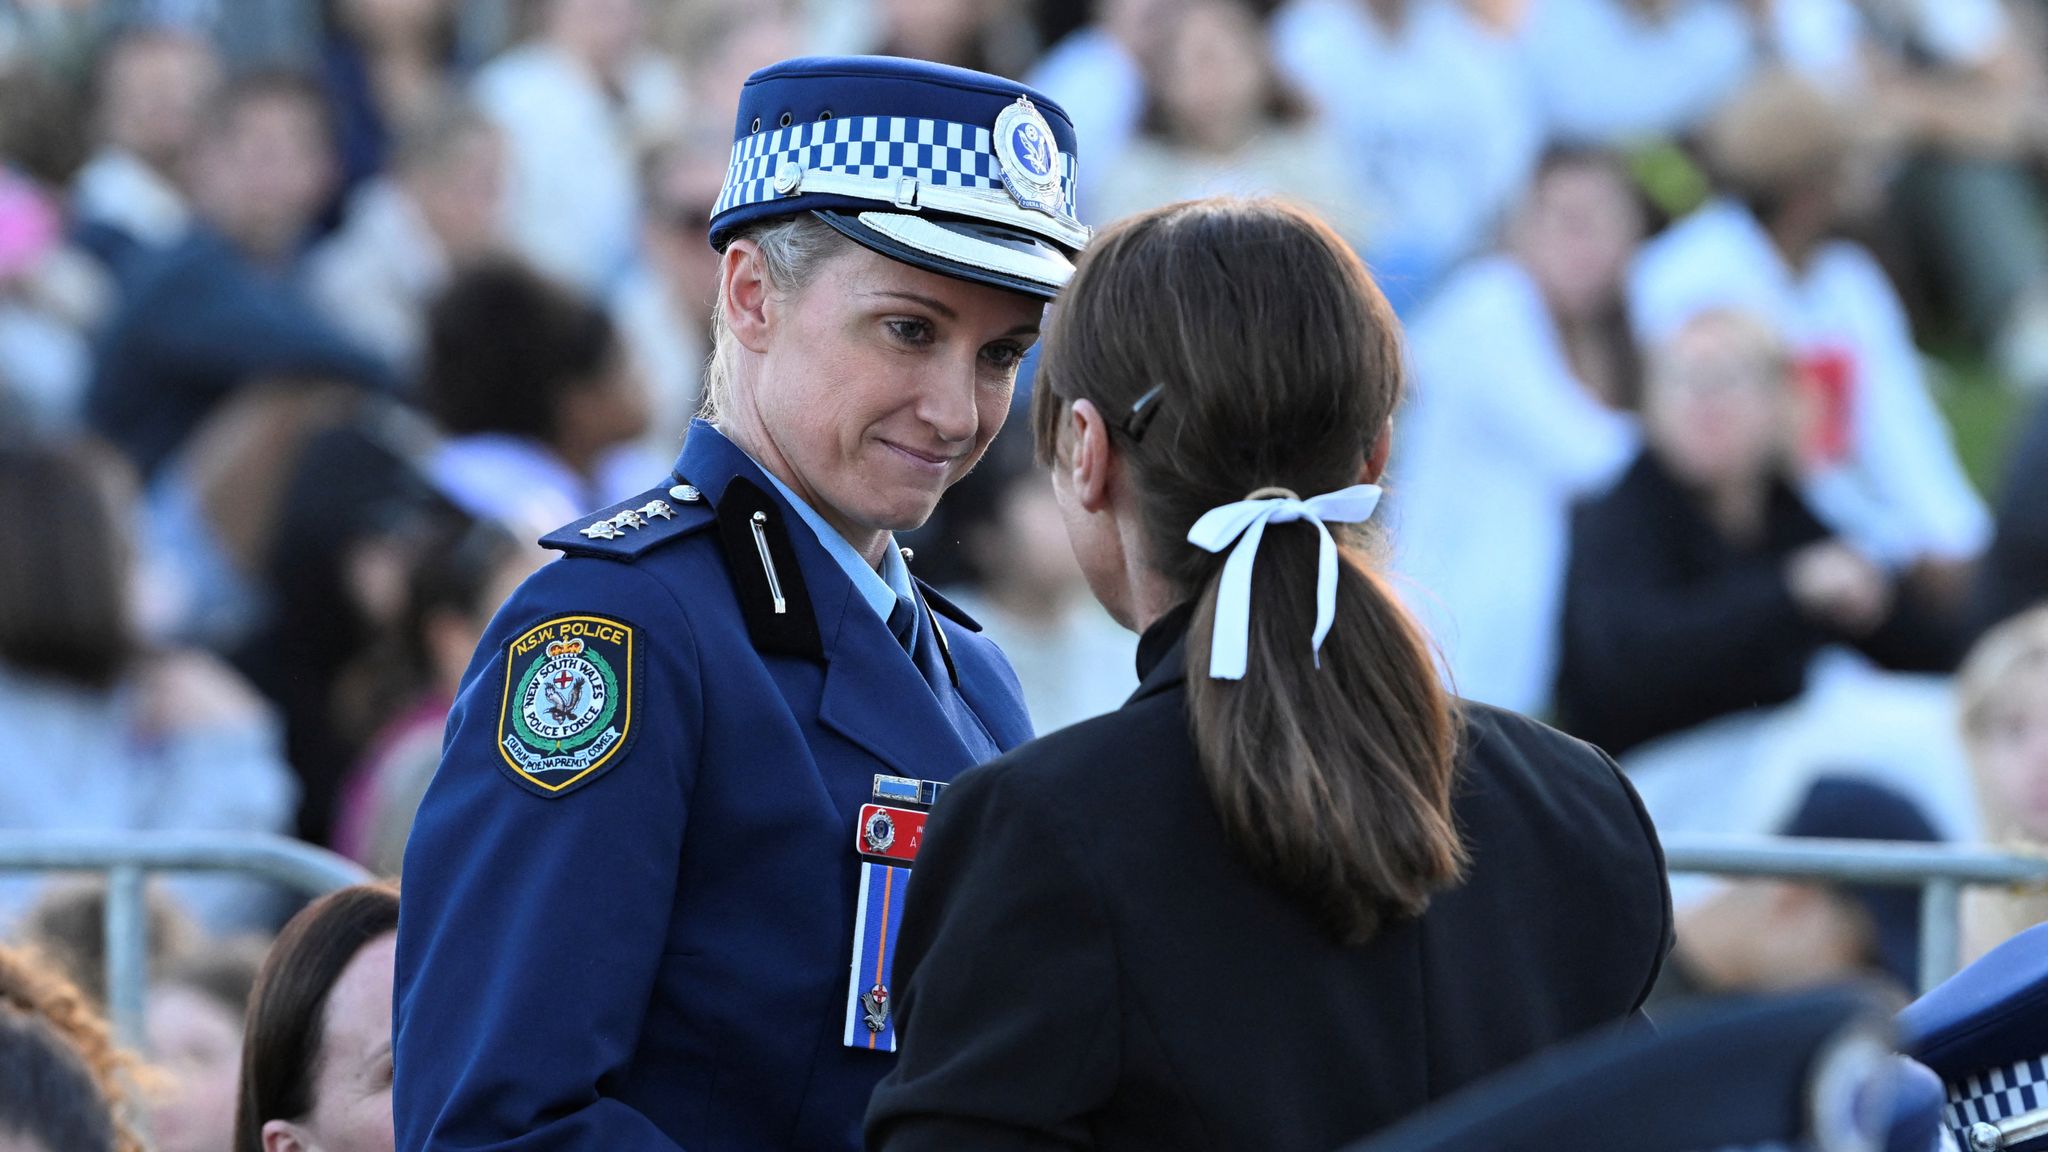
815, 210, 1073, 301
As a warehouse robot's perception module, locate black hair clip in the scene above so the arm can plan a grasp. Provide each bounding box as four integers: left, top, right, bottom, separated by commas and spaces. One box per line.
1118, 383, 1166, 442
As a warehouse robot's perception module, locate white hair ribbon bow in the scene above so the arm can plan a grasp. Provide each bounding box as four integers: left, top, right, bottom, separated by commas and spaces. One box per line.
1184, 484, 1384, 680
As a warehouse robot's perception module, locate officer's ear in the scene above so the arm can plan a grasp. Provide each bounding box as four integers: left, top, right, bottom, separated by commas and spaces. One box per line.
261, 1119, 314, 1152
720, 239, 775, 354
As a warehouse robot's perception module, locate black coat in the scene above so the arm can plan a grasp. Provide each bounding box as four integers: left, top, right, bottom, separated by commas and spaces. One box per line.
865, 607, 1672, 1152
1556, 452, 1963, 758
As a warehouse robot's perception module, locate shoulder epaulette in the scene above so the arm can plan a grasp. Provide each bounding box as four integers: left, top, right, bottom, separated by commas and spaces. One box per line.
540, 481, 716, 561
916, 579, 985, 633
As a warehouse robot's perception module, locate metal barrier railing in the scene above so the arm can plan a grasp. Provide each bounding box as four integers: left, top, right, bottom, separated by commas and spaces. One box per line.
0, 831, 374, 1046
1662, 835, 2048, 993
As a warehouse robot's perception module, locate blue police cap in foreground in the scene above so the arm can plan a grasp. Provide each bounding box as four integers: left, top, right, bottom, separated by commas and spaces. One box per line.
708, 55, 1087, 301
1340, 986, 1916, 1152
1900, 922, 2048, 1151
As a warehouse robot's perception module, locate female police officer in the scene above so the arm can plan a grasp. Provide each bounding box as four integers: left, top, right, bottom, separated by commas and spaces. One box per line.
392, 57, 1087, 1151
866, 199, 1672, 1150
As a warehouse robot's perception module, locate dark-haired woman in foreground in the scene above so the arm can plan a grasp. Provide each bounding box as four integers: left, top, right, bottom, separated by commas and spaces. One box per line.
865, 199, 1673, 1152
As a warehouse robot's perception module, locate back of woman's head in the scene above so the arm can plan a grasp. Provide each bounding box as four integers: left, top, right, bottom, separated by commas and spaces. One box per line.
424, 258, 618, 443
234, 885, 398, 1152
0, 439, 137, 690
0, 946, 141, 1152
1032, 197, 1464, 944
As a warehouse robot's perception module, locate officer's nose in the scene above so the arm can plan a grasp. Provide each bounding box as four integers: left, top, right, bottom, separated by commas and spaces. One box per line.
917, 358, 980, 445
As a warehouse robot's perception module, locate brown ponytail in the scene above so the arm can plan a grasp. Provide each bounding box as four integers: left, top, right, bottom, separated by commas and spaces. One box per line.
1033, 198, 1465, 944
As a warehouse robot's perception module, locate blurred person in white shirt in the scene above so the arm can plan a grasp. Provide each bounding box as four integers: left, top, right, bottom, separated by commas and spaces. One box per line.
1093, 0, 1360, 245
1027, 0, 1182, 222
1768, 0, 2048, 392
1630, 72, 1990, 587
1519, 0, 1756, 147
1395, 147, 1644, 713
471, 0, 683, 294
306, 98, 507, 376
610, 126, 726, 465
1271, 0, 1539, 314
70, 27, 221, 281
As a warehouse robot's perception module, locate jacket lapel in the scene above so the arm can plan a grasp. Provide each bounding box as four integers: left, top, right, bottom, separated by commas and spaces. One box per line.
676, 422, 980, 784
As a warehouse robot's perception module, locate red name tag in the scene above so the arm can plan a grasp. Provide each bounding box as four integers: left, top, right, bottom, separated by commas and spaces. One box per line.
855, 804, 926, 864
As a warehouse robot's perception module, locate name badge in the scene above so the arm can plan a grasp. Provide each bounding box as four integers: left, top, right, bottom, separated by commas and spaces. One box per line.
843, 775, 947, 1051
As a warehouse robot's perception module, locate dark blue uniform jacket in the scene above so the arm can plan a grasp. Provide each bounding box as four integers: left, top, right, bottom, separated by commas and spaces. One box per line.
394, 421, 1033, 1150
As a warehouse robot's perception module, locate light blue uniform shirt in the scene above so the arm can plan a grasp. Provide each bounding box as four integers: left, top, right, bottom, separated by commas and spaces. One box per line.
755, 463, 918, 642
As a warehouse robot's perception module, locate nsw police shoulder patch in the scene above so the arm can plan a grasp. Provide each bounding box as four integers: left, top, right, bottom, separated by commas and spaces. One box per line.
496, 614, 637, 798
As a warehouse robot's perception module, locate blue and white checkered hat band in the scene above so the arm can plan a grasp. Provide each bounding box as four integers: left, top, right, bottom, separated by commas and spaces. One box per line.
1946, 1054, 2048, 1137
714, 114, 1081, 243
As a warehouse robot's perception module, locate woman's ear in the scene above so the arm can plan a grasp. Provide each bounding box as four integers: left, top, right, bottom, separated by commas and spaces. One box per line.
262, 1118, 312, 1152
719, 239, 774, 355
1067, 399, 1115, 515
1362, 418, 1394, 484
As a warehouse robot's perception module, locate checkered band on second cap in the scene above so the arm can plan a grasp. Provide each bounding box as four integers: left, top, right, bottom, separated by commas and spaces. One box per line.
713, 114, 1079, 222
1945, 1054, 2048, 1135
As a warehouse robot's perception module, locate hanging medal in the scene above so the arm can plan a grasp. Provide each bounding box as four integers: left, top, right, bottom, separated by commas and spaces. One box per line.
843, 773, 946, 1052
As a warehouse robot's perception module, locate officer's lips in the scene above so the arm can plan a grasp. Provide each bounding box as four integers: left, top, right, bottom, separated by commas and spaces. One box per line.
877, 439, 961, 479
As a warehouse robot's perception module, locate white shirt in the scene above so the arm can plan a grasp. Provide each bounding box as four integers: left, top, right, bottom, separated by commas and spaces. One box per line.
0, 661, 297, 933
1393, 255, 1638, 712
755, 460, 915, 626
430, 433, 643, 540
1026, 28, 1145, 224
71, 148, 189, 248
1271, 0, 1538, 304
1519, 0, 1755, 145
611, 268, 707, 464
305, 178, 451, 375
943, 587, 1136, 735
1093, 127, 1364, 249
472, 44, 684, 294
1629, 199, 1992, 562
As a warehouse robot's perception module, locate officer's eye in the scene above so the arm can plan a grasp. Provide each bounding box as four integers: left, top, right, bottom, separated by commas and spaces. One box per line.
884, 318, 934, 347
981, 341, 1027, 372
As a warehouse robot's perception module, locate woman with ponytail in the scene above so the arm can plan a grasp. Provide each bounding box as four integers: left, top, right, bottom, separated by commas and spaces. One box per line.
866, 198, 1672, 1152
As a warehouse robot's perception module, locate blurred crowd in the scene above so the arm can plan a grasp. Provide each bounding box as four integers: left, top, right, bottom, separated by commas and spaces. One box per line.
4, 0, 2048, 1143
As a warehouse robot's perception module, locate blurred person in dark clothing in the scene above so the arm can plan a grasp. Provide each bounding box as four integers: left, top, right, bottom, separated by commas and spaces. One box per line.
87, 71, 393, 479
1974, 398, 2048, 633
70, 27, 221, 281
1649, 775, 1939, 1008
242, 395, 446, 846
420, 258, 649, 536
306, 96, 506, 374
330, 515, 542, 876
1557, 309, 1961, 759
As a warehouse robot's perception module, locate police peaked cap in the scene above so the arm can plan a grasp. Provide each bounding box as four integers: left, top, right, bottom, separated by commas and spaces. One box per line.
1901, 922, 2048, 1151
1339, 986, 1917, 1152
709, 55, 1087, 301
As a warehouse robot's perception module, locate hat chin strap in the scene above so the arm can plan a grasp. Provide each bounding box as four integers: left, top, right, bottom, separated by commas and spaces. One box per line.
1964, 1110, 2048, 1151
771, 165, 1091, 251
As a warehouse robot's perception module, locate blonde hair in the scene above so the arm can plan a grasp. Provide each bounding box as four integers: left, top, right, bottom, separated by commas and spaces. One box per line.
1958, 605, 2048, 960
697, 214, 851, 422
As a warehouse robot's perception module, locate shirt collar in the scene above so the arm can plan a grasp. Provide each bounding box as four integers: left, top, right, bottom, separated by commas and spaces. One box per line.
749, 453, 912, 623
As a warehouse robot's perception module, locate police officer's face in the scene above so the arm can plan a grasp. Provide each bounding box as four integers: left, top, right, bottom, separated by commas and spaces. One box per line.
739, 242, 1043, 543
